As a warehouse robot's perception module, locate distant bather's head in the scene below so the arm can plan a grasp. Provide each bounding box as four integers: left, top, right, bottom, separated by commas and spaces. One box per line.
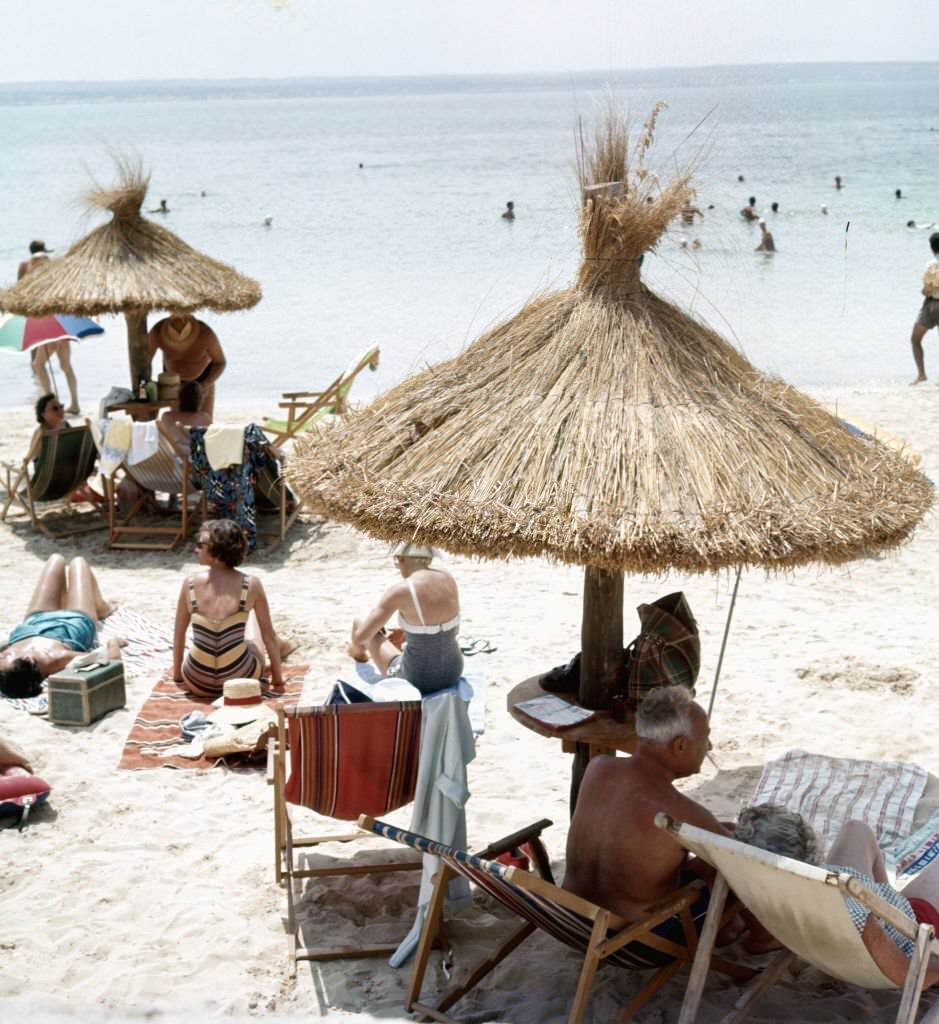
197, 519, 246, 568
636, 685, 708, 775
736, 804, 821, 865
0, 656, 43, 699
177, 380, 203, 413
930, 232, 939, 255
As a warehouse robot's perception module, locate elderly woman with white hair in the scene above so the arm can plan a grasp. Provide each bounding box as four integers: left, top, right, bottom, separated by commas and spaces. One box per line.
737, 804, 939, 982
347, 542, 463, 696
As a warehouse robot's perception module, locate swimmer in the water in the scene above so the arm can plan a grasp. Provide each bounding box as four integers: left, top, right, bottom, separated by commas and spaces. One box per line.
149, 199, 170, 214
501, 201, 515, 221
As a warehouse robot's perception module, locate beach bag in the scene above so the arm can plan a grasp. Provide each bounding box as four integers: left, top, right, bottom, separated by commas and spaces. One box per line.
624, 592, 700, 708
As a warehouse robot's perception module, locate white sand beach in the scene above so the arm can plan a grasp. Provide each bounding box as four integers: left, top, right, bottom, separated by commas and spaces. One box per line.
1, 384, 938, 1023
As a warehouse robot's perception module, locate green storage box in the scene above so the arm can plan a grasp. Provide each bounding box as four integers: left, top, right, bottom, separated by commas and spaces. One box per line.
47, 659, 126, 726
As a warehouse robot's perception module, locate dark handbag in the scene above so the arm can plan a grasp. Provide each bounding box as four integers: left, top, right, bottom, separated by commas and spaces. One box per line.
624, 592, 700, 708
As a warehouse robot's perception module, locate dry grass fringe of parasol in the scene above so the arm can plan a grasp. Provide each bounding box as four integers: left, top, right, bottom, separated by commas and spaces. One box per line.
0, 159, 261, 317
286, 106, 933, 574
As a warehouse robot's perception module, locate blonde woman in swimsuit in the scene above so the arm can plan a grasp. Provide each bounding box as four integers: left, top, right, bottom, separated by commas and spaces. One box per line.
173, 519, 293, 696
347, 542, 463, 696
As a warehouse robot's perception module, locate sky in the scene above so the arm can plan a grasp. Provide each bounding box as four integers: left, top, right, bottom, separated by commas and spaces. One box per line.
2, 0, 931, 82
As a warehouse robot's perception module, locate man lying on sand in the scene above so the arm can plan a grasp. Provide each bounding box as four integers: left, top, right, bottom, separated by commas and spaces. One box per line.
564, 686, 750, 947
0, 555, 121, 699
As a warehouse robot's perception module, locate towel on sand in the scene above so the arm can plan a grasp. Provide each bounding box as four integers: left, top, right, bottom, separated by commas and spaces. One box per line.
751, 749, 926, 853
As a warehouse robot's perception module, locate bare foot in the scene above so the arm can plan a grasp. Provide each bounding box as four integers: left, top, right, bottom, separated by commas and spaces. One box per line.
105, 638, 125, 661
345, 641, 369, 664
911, 375, 927, 385
279, 637, 299, 660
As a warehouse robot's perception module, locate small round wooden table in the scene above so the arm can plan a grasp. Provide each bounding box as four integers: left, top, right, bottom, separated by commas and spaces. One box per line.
105, 399, 174, 423
507, 675, 639, 811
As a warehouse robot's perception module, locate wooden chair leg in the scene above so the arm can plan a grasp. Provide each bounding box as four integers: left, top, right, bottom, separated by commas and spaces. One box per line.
567, 912, 609, 1024
677, 871, 729, 1024
719, 950, 795, 1024
406, 864, 454, 1011
896, 925, 932, 1024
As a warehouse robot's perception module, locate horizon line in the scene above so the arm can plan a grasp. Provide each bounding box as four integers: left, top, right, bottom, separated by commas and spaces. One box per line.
1, 57, 937, 88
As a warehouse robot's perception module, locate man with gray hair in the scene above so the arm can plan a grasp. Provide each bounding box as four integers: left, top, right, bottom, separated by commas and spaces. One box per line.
564, 685, 729, 925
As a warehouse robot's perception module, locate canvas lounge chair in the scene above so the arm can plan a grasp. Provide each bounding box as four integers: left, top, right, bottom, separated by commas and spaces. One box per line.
357, 815, 751, 1023
269, 700, 427, 967
1, 423, 105, 539
103, 429, 199, 551
655, 813, 939, 1024
262, 345, 380, 447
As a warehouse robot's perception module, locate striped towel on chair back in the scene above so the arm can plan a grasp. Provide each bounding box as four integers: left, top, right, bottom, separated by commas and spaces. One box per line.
285, 702, 422, 820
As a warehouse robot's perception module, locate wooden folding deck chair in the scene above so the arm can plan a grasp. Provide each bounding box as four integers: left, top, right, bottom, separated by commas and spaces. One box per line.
104, 431, 200, 551
656, 813, 939, 1024
269, 701, 426, 968
262, 344, 380, 446
254, 457, 302, 550
1, 423, 105, 539
358, 815, 751, 1024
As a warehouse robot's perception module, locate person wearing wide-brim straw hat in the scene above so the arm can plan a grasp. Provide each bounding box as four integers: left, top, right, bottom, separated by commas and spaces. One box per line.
346, 542, 463, 696
147, 313, 226, 419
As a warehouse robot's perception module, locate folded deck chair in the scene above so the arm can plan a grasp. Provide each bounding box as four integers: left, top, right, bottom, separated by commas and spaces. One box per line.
358, 816, 751, 1024
656, 813, 939, 1024
262, 344, 380, 446
104, 428, 199, 551
1, 423, 105, 539
269, 700, 427, 968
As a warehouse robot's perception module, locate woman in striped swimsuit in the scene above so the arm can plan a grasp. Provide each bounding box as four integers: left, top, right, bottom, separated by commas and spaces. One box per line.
173, 519, 292, 697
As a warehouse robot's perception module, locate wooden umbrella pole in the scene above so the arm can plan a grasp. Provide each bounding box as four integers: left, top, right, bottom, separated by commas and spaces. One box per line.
706, 565, 743, 721
125, 310, 150, 388
571, 565, 624, 809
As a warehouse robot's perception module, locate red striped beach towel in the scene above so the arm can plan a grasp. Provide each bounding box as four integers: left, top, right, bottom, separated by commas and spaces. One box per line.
119, 666, 307, 770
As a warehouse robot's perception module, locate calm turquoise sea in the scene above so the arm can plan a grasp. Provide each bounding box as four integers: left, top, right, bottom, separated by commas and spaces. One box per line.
1, 63, 938, 410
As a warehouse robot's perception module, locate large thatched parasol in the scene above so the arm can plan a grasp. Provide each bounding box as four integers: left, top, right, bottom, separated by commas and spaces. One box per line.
0, 164, 262, 386
286, 105, 933, 718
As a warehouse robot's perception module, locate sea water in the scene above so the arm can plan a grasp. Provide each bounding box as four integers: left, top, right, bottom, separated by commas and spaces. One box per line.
0, 62, 937, 411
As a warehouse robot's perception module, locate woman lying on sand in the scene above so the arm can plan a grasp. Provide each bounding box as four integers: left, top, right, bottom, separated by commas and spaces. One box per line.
347, 541, 463, 695
173, 518, 293, 696
0, 555, 121, 698
737, 804, 939, 984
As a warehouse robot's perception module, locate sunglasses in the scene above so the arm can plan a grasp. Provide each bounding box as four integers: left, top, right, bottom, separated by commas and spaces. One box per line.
48, 403, 64, 412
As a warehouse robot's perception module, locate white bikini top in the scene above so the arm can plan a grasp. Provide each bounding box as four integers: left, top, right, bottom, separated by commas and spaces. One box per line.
398, 577, 460, 635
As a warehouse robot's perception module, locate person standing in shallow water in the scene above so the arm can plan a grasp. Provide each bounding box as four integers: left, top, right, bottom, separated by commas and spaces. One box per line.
910, 232, 939, 385
18, 240, 81, 414
501, 201, 515, 220
755, 219, 776, 253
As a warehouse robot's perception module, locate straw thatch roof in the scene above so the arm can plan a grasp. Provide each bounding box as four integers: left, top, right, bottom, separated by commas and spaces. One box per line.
0, 165, 261, 317
286, 109, 933, 575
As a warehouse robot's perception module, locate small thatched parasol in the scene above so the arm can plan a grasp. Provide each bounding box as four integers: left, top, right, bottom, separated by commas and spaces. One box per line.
286, 105, 933, 716
0, 162, 262, 386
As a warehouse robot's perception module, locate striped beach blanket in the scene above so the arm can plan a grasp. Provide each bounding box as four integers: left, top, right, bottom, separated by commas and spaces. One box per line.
888, 809, 939, 879
118, 665, 307, 770
751, 749, 927, 852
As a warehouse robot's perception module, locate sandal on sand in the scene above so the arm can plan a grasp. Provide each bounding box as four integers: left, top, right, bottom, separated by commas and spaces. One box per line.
461, 638, 497, 656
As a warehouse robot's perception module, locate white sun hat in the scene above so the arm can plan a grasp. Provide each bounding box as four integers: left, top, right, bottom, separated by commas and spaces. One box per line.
210, 678, 277, 726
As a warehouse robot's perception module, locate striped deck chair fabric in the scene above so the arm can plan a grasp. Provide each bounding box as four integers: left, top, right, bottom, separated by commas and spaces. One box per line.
103, 426, 198, 551
284, 701, 422, 820
270, 701, 424, 967
1, 423, 104, 538
358, 816, 751, 1024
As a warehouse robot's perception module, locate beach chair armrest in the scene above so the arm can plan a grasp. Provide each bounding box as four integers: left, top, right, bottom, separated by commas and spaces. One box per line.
279, 390, 327, 403
477, 818, 553, 859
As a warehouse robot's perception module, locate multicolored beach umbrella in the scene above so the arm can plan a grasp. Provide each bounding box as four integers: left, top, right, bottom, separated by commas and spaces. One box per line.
0, 313, 104, 353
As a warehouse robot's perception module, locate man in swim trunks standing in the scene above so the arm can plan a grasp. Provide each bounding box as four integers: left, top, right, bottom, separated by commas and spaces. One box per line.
147, 313, 226, 418
909, 232, 939, 385
0, 555, 120, 698
564, 686, 728, 923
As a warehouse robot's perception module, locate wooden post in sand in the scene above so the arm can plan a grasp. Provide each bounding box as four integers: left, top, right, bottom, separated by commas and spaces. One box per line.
125, 310, 151, 388
571, 566, 624, 807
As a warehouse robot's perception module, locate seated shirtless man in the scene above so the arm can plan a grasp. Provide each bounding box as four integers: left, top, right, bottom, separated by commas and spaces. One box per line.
0, 555, 121, 699
564, 686, 730, 933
